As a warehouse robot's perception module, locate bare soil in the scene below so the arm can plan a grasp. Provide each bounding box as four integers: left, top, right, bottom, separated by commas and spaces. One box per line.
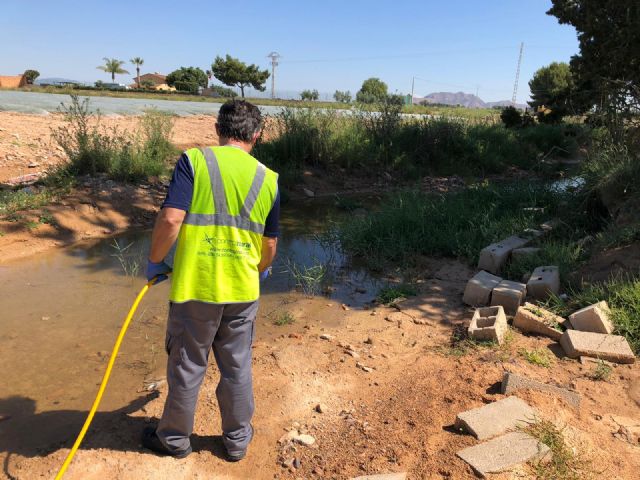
1, 113, 639, 479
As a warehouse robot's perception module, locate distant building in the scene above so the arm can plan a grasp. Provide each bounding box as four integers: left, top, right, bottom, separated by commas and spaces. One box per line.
131, 72, 176, 91
0, 74, 27, 88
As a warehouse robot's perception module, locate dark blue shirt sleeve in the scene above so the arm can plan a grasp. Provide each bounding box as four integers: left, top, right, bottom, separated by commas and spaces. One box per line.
162, 153, 194, 211
263, 190, 280, 238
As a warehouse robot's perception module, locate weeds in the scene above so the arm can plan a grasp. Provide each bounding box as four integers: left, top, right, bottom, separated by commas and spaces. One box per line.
589, 359, 612, 381
285, 258, 330, 296
524, 419, 594, 480
519, 347, 554, 368
274, 311, 295, 326
110, 239, 142, 278
376, 284, 417, 305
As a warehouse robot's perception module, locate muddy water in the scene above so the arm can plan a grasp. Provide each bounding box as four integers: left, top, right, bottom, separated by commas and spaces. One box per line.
0, 200, 378, 437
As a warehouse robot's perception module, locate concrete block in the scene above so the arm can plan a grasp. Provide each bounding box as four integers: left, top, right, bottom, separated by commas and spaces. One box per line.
560, 330, 635, 364
468, 306, 508, 344
463, 271, 502, 306
513, 303, 565, 341
540, 219, 561, 233
569, 301, 614, 334
501, 372, 581, 408
511, 247, 541, 261
478, 235, 530, 274
351, 474, 407, 480
490, 280, 527, 315
454, 396, 536, 440
527, 266, 560, 300
456, 431, 550, 478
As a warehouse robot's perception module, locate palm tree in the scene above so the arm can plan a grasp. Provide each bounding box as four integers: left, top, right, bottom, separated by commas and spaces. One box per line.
130, 57, 144, 88
96, 58, 129, 83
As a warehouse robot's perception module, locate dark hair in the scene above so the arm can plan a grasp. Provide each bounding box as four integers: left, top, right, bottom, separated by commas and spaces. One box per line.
216, 100, 262, 142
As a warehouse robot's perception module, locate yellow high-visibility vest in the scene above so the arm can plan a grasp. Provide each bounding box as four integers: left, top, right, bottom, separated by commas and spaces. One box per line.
170, 146, 278, 304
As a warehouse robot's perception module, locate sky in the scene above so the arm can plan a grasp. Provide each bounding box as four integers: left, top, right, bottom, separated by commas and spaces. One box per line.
1, 0, 579, 103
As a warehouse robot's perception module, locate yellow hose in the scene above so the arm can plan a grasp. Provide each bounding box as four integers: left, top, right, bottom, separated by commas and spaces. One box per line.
55, 278, 156, 479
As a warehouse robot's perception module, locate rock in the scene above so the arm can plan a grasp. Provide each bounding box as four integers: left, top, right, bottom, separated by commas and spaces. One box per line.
281, 457, 295, 469
0, 172, 44, 189
456, 431, 550, 478
463, 271, 503, 306
350, 474, 407, 480
315, 403, 327, 413
293, 433, 316, 446
501, 372, 581, 408
293, 457, 301, 469
302, 187, 315, 198
454, 396, 537, 440
341, 304, 350, 311
278, 430, 299, 444
560, 330, 635, 364
346, 350, 360, 359
568, 301, 614, 334
28, 162, 40, 168
607, 415, 640, 445
364, 337, 373, 344
513, 303, 565, 341
319, 334, 334, 341
41, 316, 50, 321
356, 362, 373, 373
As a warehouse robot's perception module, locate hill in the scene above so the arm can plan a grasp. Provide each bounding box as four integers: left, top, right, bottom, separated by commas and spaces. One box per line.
414, 91, 526, 110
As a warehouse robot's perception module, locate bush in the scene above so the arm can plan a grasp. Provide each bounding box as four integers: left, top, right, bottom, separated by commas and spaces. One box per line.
52, 95, 177, 182
500, 106, 522, 128
300, 89, 319, 101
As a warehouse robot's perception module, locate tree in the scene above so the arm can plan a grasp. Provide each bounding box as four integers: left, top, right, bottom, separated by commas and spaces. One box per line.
528, 62, 574, 123
96, 58, 129, 83
356, 77, 388, 103
130, 57, 144, 88
500, 106, 523, 128
165, 67, 208, 94
547, 1, 640, 120
23, 70, 40, 85
333, 90, 351, 103
211, 55, 270, 98
300, 89, 319, 101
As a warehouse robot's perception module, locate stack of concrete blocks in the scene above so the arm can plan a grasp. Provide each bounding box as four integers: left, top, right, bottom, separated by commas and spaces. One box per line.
526, 266, 560, 300
468, 306, 508, 344
513, 303, 567, 341
477, 235, 530, 274
568, 301, 614, 334
463, 271, 502, 306
454, 397, 550, 478
490, 280, 527, 315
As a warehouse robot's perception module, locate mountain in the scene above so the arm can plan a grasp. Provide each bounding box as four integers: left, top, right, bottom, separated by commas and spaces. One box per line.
413, 91, 526, 110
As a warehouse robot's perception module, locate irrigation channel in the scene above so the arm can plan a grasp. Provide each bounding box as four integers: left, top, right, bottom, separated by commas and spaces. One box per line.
0, 198, 379, 449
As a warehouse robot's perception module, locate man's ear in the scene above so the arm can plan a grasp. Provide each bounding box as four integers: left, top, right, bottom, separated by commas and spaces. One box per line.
251, 130, 261, 144
215, 122, 220, 136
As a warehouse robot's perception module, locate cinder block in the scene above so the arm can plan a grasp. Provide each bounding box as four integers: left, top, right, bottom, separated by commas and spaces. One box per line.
540, 219, 561, 233
463, 271, 502, 306
513, 303, 565, 341
569, 301, 614, 334
454, 396, 536, 440
456, 432, 550, 478
511, 247, 541, 261
560, 330, 635, 364
490, 280, 527, 315
478, 235, 530, 274
527, 266, 560, 300
501, 372, 581, 408
468, 306, 508, 344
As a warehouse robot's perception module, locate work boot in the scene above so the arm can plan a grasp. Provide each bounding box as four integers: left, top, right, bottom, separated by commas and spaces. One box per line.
224, 424, 253, 462
141, 426, 192, 459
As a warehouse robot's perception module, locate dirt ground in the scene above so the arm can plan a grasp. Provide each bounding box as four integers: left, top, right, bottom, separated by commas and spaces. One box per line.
1, 112, 639, 479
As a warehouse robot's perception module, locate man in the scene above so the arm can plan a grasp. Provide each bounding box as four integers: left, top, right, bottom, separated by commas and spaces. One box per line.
142, 100, 279, 462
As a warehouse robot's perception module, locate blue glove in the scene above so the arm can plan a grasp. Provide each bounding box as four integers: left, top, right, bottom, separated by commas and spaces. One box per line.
146, 259, 172, 284
260, 266, 272, 282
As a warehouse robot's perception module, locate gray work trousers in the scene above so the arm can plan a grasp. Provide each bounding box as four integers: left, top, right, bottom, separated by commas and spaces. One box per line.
156, 300, 258, 456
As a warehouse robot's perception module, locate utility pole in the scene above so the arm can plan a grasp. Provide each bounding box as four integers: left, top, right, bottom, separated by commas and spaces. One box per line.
512, 42, 524, 106
411, 76, 415, 104
267, 52, 281, 99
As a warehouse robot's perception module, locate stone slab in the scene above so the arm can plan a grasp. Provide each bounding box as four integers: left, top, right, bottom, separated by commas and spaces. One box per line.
569, 301, 614, 334
560, 330, 635, 364
456, 431, 550, 478
490, 280, 527, 315
351, 474, 407, 480
468, 306, 508, 344
454, 396, 536, 440
527, 266, 560, 300
478, 235, 530, 274
463, 271, 502, 306
501, 372, 581, 408
513, 303, 565, 341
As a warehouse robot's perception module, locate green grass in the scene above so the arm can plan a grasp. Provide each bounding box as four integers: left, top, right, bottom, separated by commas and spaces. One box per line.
545, 275, 640, 354
337, 182, 571, 269
376, 284, 417, 304
519, 347, 554, 368
589, 359, 612, 381
524, 419, 594, 480
285, 258, 330, 296
274, 311, 295, 326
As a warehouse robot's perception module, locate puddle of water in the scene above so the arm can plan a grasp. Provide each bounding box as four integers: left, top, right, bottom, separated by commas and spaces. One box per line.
0, 199, 379, 424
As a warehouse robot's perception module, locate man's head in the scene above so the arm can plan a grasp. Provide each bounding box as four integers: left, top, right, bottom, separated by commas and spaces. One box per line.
215, 100, 262, 148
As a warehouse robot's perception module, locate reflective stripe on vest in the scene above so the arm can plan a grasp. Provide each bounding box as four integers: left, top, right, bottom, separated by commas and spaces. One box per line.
169, 146, 278, 304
